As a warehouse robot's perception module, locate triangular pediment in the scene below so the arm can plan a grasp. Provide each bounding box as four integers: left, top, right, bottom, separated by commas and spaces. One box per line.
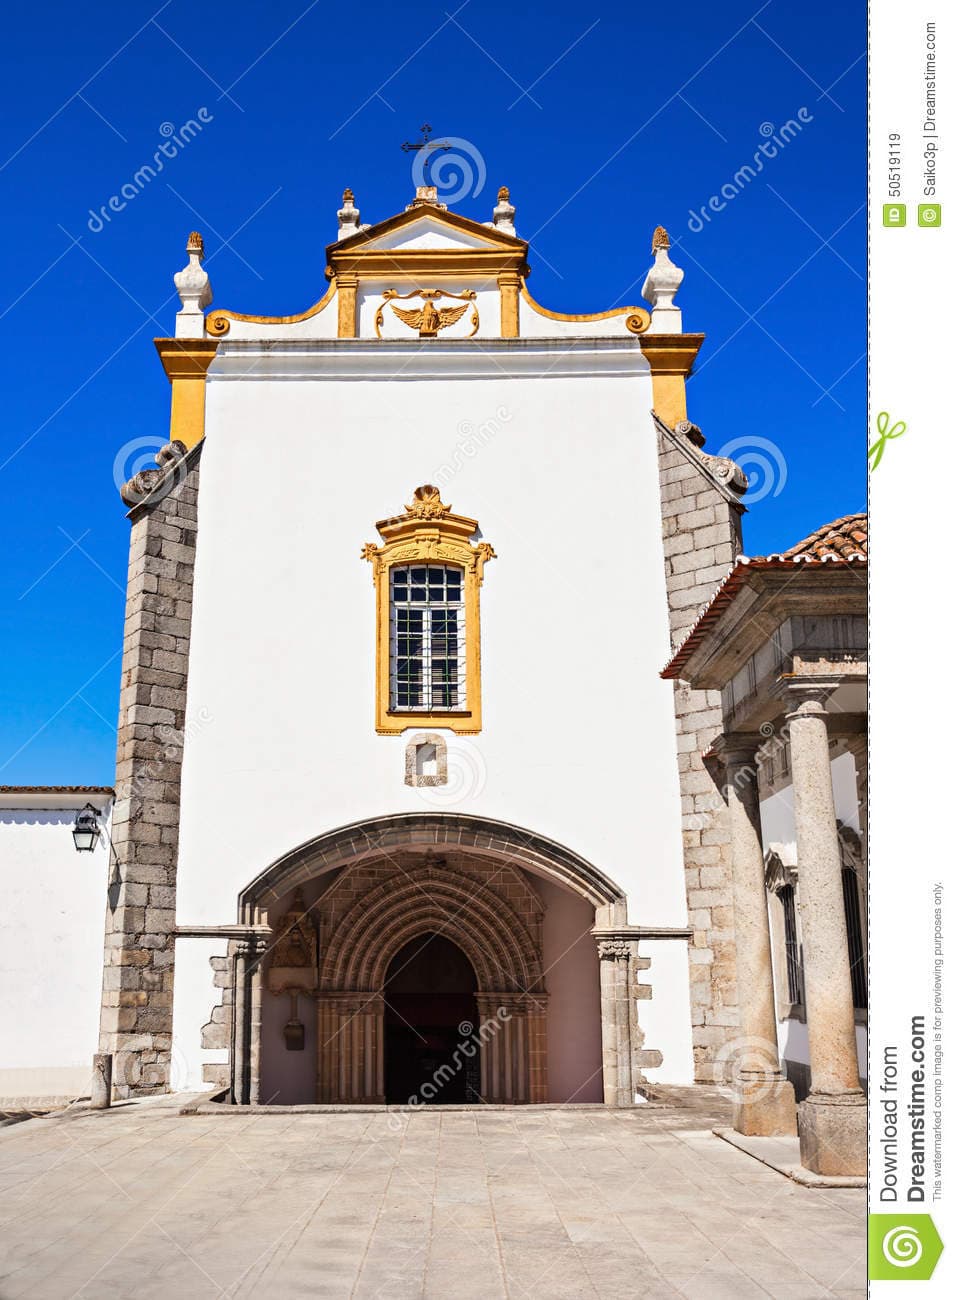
357, 214, 507, 253
328, 202, 527, 273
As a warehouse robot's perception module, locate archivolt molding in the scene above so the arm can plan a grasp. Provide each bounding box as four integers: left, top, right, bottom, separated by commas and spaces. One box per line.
319, 861, 544, 994
238, 813, 626, 919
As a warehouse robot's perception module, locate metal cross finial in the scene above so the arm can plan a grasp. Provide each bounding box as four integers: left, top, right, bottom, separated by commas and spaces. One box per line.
401, 123, 451, 185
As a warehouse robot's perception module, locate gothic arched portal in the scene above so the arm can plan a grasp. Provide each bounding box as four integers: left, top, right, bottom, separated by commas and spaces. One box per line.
233, 814, 656, 1107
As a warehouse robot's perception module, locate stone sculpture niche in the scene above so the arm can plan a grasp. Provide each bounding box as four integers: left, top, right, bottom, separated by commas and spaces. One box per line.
267, 890, 318, 1051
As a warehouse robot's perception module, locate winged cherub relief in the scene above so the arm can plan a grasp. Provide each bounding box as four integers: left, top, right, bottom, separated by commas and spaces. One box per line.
374, 288, 479, 338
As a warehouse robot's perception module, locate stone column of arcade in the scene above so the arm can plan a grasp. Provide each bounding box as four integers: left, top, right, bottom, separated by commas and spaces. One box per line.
248, 939, 264, 1105
785, 685, 866, 1176
597, 940, 634, 1107
722, 737, 797, 1135
231, 941, 249, 1105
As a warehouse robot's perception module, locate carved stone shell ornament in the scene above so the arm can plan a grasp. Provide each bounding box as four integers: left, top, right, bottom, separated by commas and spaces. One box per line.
406, 484, 451, 519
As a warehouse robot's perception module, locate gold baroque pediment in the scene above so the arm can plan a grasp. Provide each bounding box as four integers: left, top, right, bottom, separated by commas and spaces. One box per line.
361, 485, 495, 583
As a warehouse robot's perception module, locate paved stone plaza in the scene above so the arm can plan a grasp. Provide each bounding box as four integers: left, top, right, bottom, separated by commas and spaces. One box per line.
0, 1097, 865, 1299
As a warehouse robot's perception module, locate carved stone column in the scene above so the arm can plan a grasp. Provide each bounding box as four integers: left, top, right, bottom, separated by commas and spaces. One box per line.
248, 940, 263, 1105
231, 940, 249, 1105
476, 993, 541, 1103
785, 685, 866, 1175
723, 738, 797, 1135
597, 939, 635, 1107
317, 994, 384, 1103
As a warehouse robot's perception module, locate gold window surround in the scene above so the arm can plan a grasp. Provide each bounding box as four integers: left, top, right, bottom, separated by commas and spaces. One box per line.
362, 486, 495, 735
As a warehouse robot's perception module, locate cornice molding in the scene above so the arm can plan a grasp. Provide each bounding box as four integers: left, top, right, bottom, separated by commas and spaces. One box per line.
207, 337, 652, 381
638, 333, 705, 373
154, 337, 220, 380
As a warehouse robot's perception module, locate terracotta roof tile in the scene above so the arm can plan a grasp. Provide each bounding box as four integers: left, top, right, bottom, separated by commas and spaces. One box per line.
775, 512, 867, 562
0, 785, 114, 794
661, 512, 867, 681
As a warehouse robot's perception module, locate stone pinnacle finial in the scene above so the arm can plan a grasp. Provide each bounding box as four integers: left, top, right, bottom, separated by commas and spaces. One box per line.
173, 231, 212, 338
491, 185, 516, 237
337, 187, 363, 240
407, 184, 448, 211
641, 224, 684, 333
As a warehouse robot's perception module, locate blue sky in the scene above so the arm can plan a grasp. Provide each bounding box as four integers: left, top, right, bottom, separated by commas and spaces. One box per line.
0, 0, 865, 783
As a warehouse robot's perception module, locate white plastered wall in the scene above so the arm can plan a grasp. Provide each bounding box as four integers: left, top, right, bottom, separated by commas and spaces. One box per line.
0, 802, 112, 1101
172, 337, 695, 1089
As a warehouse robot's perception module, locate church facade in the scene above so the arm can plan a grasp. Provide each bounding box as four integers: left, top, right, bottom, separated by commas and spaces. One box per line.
1, 185, 865, 1150
103, 183, 753, 1107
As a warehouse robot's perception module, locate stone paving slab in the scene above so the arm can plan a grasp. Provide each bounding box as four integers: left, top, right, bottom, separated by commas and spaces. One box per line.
713, 1127, 867, 1188
0, 1096, 865, 1298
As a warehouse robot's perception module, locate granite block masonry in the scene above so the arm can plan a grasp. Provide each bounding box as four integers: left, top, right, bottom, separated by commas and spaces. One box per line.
655, 414, 747, 1082
98, 441, 201, 1096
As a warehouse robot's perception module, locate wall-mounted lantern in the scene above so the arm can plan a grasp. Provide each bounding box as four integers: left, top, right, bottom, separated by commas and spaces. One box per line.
72, 804, 101, 852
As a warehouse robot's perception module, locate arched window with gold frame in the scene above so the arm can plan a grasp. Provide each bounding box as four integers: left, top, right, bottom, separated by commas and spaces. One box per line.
362, 486, 495, 735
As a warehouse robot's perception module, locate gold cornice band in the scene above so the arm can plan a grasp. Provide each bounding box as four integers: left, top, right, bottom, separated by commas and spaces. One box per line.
328, 249, 530, 280
154, 338, 220, 449
638, 333, 705, 426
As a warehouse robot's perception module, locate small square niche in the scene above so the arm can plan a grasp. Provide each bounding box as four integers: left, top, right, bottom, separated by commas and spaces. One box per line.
405, 733, 448, 787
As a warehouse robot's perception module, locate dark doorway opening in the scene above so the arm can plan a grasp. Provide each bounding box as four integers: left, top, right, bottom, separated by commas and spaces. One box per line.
384, 933, 479, 1105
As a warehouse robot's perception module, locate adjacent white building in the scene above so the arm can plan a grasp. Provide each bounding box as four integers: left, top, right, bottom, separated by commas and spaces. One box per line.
0, 788, 112, 1105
